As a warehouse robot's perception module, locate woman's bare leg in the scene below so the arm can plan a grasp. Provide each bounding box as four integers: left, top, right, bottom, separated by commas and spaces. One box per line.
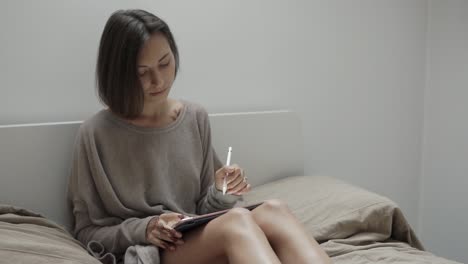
161, 208, 281, 264
251, 199, 332, 264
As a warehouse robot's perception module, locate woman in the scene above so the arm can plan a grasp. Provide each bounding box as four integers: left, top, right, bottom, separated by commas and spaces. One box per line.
68, 9, 331, 264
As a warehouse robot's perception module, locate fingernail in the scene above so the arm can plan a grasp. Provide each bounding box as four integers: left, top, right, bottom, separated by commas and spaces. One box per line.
176, 232, 182, 238
170, 246, 175, 251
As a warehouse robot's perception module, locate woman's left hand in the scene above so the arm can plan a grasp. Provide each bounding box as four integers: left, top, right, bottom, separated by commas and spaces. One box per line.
214, 164, 251, 195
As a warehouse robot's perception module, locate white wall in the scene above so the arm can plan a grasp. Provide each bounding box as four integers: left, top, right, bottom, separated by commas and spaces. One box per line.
0, 0, 426, 234
420, 1, 468, 262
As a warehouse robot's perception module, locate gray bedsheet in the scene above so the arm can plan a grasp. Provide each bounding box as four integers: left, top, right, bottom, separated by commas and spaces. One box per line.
241, 175, 460, 264
0, 204, 101, 264
1, 176, 460, 264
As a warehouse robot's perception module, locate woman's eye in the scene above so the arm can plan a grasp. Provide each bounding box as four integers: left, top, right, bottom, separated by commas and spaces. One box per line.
160, 61, 170, 68
138, 70, 148, 76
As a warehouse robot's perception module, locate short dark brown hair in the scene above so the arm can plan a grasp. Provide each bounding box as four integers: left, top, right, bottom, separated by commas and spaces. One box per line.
96, 9, 179, 118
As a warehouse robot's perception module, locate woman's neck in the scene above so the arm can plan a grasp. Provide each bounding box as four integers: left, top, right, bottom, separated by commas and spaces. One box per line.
126, 98, 182, 128
140, 99, 171, 119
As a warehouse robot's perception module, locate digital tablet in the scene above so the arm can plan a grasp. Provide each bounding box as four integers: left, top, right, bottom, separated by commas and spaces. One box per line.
174, 202, 263, 232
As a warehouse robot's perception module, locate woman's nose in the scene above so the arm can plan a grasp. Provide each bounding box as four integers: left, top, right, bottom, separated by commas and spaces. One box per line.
150, 69, 164, 88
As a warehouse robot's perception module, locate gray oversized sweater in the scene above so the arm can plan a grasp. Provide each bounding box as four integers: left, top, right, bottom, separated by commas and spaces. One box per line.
67, 101, 239, 260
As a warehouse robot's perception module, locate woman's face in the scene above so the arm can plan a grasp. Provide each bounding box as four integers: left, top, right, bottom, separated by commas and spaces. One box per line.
137, 32, 176, 104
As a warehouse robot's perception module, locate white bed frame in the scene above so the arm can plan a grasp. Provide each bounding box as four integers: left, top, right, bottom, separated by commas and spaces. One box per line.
0, 110, 303, 230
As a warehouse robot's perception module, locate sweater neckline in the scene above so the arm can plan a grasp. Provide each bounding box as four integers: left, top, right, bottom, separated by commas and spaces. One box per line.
103, 100, 188, 134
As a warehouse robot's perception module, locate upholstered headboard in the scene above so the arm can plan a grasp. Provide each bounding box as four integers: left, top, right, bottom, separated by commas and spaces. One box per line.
0, 110, 303, 230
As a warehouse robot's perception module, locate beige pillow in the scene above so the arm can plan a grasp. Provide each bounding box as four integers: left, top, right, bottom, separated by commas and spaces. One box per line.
0, 204, 102, 264
240, 175, 422, 248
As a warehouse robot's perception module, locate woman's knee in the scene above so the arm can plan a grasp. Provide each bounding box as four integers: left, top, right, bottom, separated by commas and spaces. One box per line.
252, 199, 294, 230
212, 208, 258, 240
220, 207, 255, 228
203, 208, 253, 235
259, 199, 290, 214
226, 207, 253, 218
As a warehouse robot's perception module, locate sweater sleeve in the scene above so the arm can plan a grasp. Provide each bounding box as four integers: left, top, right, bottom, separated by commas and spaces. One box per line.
67, 127, 154, 255
195, 108, 240, 214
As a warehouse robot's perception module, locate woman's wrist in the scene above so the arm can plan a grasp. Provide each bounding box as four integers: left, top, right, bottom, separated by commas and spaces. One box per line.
145, 216, 159, 242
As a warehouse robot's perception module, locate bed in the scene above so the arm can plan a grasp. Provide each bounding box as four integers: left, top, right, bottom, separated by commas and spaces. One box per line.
0, 110, 459, 263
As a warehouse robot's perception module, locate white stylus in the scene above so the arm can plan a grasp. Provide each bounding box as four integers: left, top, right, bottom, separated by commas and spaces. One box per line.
222, 147, 232, 195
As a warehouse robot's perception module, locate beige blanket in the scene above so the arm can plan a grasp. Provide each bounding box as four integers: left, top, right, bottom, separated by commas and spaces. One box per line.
0, 204, 102, 264
241, 176, 460, 264
1, 176, 460, 263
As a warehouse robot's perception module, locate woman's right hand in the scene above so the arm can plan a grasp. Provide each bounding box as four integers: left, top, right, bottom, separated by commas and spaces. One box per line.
146, 213, 186, 251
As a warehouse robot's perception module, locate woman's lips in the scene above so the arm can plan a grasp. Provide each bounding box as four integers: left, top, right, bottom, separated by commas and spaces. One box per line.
149, 89, 166, 96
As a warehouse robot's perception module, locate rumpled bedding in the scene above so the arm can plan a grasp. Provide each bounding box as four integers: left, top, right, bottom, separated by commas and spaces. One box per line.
240, 175, 461, 264
2, 176, 461, 264
0, 204, 102, 264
